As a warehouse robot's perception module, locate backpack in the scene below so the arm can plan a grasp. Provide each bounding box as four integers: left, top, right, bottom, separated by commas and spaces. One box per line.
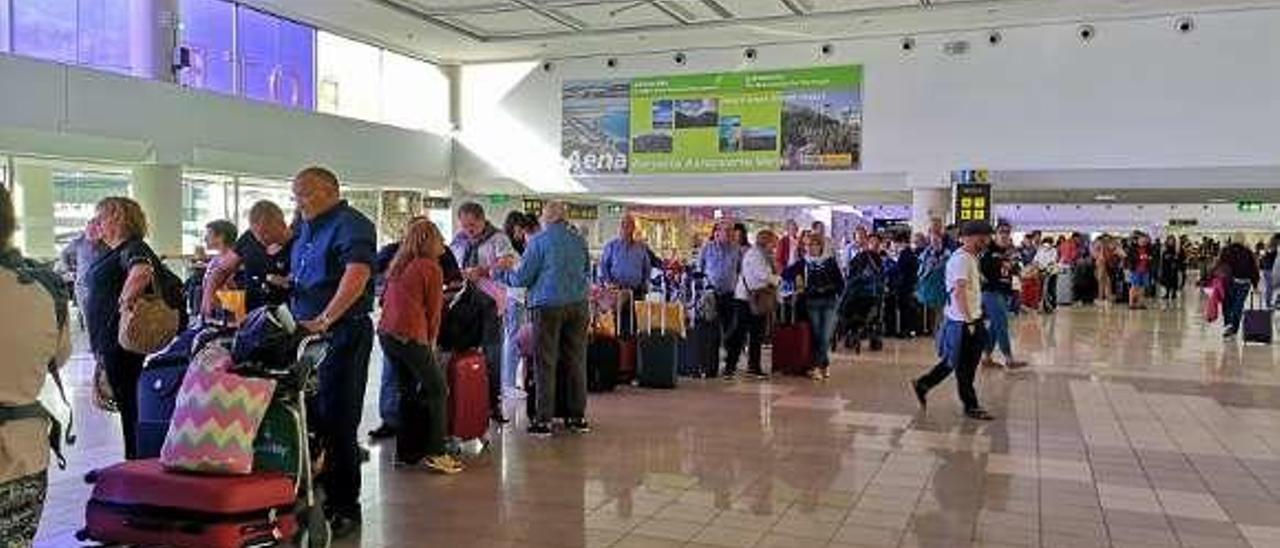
439, 282, 497, 352
0, 251, 75, 469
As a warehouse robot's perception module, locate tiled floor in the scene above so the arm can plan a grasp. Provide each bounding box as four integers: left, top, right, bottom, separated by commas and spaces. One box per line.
34, 298, 1280, 547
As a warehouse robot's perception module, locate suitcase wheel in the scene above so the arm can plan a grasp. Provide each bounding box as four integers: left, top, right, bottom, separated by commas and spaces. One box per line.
297, 504, 332, 548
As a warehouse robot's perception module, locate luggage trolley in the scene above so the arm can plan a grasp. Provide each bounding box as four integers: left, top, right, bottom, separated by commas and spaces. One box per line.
77, 333, 333, 548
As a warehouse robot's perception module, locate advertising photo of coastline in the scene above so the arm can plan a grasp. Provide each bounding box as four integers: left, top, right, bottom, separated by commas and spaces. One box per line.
781, 89, 861, 170
561, 79, 631, 174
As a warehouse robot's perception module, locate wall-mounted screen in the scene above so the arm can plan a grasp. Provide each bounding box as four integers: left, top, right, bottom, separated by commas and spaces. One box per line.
562, 65, 862, 175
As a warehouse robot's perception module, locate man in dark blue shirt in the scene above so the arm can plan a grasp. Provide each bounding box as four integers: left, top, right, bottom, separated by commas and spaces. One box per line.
288, 167, 376, 539
199, 200, 293, 317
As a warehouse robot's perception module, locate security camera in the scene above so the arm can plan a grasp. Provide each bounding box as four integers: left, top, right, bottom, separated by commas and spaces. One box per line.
605, 57, 618, 68
987, 30, 1002, 46
743, 47, 758, 61
1174, 16, 1195, 34
1078, 24, 1096, 42
819, 43, 834, 56
901, 37, 915, 51
673, 52, 687, 65
541, 61, 554, 72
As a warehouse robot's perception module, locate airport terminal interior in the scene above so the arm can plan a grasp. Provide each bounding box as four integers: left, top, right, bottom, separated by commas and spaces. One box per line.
4, 0, 1280, 547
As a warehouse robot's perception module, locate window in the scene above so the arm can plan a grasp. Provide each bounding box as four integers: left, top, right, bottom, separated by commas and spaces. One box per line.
179, 0, 236, 94
182, 175, 234, 253
52, 169, 130, 250
237, 6, 315, 110
78, 0, 133, 75
317, 32, 381, 122
0, 0, 11, 54
380, 51, 450, 132
12, 0, 78, 64
344, 188, 381, 239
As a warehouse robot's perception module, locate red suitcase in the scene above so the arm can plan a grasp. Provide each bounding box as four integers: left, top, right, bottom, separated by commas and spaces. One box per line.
616, 337, 638, 384
1020, 275, 1042, 309
447, 349, 490, 441
81, 459, 297, 548
771, 300, 813, 376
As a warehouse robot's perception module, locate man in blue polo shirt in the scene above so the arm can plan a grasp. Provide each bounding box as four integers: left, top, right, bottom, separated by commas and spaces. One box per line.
697, 220, 742, 377
494, 201, 591, 438
288, 167, 377, 539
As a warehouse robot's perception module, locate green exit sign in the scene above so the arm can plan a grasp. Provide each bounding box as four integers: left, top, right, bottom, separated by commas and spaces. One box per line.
1238, 201, 1263, 213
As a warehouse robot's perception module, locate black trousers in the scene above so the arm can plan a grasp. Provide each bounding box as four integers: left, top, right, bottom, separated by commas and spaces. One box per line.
916, 321, 987, 412
100, 346, 145, 460
379, 335, 448, 461
530, 302, 589, 424
311, 317, 373, 517
724, 300, 766, 375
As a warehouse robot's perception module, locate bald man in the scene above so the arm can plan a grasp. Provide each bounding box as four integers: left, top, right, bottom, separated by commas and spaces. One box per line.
494, 201, 592, 437
599, 214, 658, 335
288, 166, 376, 539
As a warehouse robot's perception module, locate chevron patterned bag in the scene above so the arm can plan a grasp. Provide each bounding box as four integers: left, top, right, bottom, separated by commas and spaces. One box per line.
159, 345, 277, 475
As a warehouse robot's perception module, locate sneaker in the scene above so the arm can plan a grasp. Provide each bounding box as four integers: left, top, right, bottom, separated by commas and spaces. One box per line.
964, 408, 996, 421
566, 418, 592, 434
367, 423, 397, 440
722, 372, 737, 381
527, 422, 553, 438
911, 380, 928, 409
821, 368, 831, 380
328, 512, 362, 540
1005, 360, 1030, 370
749, 370, 769, 381
424, 455, 464, 475
981, 357, 1001, 369
808, 369, 823, 381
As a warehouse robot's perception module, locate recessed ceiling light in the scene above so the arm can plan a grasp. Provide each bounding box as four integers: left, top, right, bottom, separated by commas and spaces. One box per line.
1208, 198, 1228, 203
1093, 194, 1117, 201
612, 196, 830, 206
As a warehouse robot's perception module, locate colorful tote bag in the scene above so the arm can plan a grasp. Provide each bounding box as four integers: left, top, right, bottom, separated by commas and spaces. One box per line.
160, 345, 277, 474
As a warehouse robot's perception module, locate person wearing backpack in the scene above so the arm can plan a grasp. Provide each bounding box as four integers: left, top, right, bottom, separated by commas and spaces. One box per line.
0, 185, 72, 544
84, 197, 175, 460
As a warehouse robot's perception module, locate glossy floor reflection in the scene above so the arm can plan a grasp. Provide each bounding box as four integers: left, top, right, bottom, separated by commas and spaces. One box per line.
36, 299, 1280, 547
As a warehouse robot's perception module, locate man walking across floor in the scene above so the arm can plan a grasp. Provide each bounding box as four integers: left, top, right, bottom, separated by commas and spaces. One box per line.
494, 202, 591, 437
979, 221, 1028, 370
288, 167, 378, 537
912, 221, 997, 421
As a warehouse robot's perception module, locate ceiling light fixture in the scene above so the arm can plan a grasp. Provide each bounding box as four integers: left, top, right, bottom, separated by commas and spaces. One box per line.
611, 196, 831, 206
1093, 194, 1117, 202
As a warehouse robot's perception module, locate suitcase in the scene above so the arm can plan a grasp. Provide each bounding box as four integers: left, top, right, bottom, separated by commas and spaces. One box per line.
1243, 293, 1273, 344
587, 335, 621, 392
1073, 262, 1097, 304
771, 299, 813, 376
1020, 275, 1041, 309
80, 459, 297, 548
1056, 267, 1075, 306
681, 321, 721, 378
446, 349, 490, 441
636, 299, 681, 389
617, 337, 637, 384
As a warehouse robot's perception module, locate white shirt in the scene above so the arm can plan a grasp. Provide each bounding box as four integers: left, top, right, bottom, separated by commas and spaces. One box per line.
1033, 246, 1059, 271
734, 245, 780, 301
945, 247, 982, 323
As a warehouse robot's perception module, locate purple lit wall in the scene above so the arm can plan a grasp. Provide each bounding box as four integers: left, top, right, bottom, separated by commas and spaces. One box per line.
78, 0, 132, 75
179, 0, 236, 94
237, 6, 315, 110
0, 0, 10, 53
12, 0, 77, 64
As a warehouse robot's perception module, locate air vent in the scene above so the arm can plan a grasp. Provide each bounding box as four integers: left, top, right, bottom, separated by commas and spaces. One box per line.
943, 40, 970, 55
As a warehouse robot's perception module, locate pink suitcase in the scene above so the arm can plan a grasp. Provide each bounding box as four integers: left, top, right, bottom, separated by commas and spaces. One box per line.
80, 459, 297, 547
447, 350, 490, 441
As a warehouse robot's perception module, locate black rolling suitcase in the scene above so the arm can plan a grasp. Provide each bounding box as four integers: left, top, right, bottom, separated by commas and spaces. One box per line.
1243, 292, 1273, 344
636, 298, 681, 389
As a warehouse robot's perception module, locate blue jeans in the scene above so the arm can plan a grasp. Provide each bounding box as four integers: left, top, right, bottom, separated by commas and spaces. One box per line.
982, 291, 1013, 360
805, 297, 838, 368
378, 350, 399, 427
1223, 280, 1251, 334
501, 299, 527, 392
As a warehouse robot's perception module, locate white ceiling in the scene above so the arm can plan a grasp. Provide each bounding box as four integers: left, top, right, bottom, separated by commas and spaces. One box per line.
242, 0, 1280, 63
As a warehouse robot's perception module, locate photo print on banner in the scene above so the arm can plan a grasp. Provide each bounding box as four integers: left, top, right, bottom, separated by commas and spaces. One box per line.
561, 65, 863, 175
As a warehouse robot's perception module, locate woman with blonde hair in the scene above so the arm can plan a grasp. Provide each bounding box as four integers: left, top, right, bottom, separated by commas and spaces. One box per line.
377, 219, 463, 474
83, 196, 165, 459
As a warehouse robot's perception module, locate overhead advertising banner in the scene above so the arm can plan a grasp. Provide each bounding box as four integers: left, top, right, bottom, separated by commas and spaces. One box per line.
562, 65, 862, 175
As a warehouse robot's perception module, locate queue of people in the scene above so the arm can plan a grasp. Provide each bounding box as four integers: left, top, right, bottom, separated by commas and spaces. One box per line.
11, 161, 1280, 546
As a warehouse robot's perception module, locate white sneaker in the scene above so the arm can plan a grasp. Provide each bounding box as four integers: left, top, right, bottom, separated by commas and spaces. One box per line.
809, 369, 823, 381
